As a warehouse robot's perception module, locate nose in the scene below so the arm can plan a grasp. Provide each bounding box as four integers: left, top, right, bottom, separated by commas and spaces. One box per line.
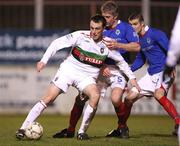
91, 29, 97, 35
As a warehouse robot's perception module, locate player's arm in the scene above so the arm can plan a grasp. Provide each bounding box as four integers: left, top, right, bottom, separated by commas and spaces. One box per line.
154, 30, 169, 55
115, 42, 140, 52
166, 6, 180, 67
131, 51, 146, 72
116, 24, 140, 52
37, 31, 80, 72
104, 23, 140, 52
163, 7, 180, 81
103, 39, 140, 52
108, 50, 140, 91
40, 32, 78, 64
36, 61, 46, 72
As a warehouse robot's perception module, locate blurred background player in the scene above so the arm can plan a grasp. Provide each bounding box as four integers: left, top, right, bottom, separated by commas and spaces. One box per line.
163, 6, 180, 145
163, 5, 180, 79
107, 12, 180, 138
53, 0, 140, 139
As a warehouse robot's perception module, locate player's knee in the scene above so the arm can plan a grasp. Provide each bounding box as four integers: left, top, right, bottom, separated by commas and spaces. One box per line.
42, 96, 55, 105
111, 97, 121, 107
75, 92, 88, 106
89, 92, 100, 108
126, 90, 139, 101
125, 98, 134, 104
154, 89, 165, 99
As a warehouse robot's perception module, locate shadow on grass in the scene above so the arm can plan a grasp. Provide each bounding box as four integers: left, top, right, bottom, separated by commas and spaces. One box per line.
130, 133, 173, 138
89, 133, 174, 140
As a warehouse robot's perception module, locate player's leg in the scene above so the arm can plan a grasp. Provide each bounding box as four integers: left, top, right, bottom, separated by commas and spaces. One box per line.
16, 83, 62, 140
118, 87, 141, 128
53, 69, 104, 138
16, 65, 71, 140
106, 88, 140, 138
53, 92, 88, 138
105, 73, 131, 138
154, 87, 180, 135
107, 73, 154, 138
154, 71, 180, 136
77, 83, 100, 140
108, 87, 130, 138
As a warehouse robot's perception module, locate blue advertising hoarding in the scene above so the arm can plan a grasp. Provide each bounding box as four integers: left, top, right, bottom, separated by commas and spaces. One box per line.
0, 29, 71, 64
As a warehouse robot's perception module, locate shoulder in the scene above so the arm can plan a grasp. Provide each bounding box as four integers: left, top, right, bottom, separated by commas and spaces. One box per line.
72, 30, 90, 36
150, 27, 168, 40
150, 27, 166, 36
118, 21, 133, 30
69, 30, 90, 39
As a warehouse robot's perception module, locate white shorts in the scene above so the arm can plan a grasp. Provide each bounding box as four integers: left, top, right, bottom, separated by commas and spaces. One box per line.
138, 71, 174, 96
98, 66, 127, 90
52, 61, 97, 92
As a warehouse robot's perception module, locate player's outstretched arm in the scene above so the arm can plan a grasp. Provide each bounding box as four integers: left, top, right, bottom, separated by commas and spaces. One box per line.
36, 61, 46, 72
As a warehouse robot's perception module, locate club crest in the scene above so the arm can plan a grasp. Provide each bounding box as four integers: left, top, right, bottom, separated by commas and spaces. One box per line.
100, 48, 104, 54
79, 53, 85, 61
147, 37, 151, 44
115, 29, 120, 35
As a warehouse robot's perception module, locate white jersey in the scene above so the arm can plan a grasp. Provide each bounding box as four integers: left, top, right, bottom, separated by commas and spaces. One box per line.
40, 30, 135, 80
166, 6, 180, 67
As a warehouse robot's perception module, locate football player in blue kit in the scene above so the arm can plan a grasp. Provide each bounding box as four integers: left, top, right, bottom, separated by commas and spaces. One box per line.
107, 12, 180, 137
52, 1, 140, 139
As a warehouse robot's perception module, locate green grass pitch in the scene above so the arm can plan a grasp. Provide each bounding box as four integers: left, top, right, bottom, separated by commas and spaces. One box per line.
0, 114, 178, 146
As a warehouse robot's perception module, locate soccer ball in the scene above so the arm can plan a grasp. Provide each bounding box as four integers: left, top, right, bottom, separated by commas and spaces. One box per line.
25, 122, 43, 140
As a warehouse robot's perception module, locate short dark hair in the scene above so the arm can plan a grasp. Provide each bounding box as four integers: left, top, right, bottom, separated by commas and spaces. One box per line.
128, 12, 144, 23
90, 14, 106, 27
101, 1, 119, 17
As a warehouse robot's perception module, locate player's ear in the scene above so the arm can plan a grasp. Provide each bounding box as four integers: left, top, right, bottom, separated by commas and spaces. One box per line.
114, 15, 118, 20
140, 21, 145, 27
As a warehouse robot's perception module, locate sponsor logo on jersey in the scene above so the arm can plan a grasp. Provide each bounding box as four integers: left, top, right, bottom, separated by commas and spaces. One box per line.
71, 46, 107, 68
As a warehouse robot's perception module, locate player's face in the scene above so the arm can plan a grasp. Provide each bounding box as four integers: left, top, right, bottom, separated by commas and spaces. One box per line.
102, 12, 117, 28
90, 20, 104, 42
129, 19, 144, 34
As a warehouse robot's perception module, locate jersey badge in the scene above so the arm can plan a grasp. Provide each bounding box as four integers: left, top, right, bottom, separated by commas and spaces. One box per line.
79, 53, 85, 61
100, 48, 104, 54
115, 29, 121, 35
146, 37, 151, 44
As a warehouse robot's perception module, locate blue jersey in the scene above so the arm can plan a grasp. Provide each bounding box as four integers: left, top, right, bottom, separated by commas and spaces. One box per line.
131, 26, 169, 75
103, 20, 139, 64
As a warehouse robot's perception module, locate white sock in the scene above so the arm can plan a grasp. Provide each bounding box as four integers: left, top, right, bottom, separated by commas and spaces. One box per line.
78, 104, 96, 134
20, 100, 47, 129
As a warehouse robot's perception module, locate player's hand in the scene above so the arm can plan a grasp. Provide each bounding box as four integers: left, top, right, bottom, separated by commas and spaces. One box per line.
103, 39, 117, 50
102, 67, 111, 77
163, 65, 174, 81
36, 61, 46, 72
129, 78, 141, 93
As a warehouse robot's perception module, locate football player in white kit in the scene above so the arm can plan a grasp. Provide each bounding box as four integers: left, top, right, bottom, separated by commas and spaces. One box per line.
15, 14, 140, 140
53, 1, 140, 139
